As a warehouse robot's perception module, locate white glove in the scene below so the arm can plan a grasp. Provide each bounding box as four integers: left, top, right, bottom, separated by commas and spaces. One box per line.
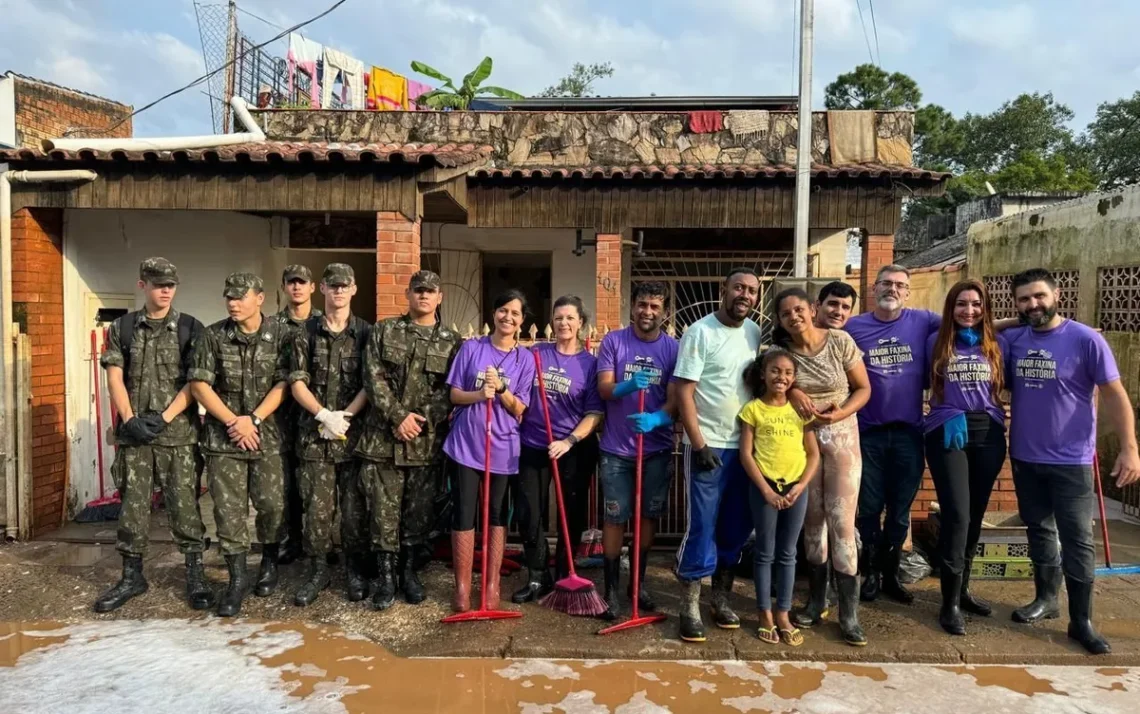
318, 423, 347, 441
315, 408, 350, 439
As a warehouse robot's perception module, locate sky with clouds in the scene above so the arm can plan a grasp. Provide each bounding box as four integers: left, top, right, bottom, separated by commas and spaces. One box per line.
1, 0, 1137, 143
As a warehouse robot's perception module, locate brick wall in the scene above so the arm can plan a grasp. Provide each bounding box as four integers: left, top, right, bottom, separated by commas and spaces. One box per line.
375, 211, 420, 319
10, 208, 67, 535
12, 75, 132, 149
595, 233, 623, 330
859, 234, 895, 312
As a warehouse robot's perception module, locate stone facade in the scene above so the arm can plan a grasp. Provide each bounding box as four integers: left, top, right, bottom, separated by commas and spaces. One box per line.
253, 109, 915, 169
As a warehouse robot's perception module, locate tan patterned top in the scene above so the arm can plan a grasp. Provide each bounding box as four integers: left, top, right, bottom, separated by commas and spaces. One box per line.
785, 329, 862, 410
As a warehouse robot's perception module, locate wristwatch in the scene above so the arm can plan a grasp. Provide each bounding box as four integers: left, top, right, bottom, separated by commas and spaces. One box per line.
566, 435, 580, 446
251, 415, 263, 428
496, 383, 507, 395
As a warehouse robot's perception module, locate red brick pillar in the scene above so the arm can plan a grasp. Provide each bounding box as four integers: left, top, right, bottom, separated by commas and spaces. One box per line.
859, 233, 895, 312
596, 233, 623, 331
375, 211, 421, 319
10, 208, 67, 535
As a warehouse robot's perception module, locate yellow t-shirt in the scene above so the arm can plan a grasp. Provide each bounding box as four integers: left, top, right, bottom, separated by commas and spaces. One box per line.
738, 398, 812, 487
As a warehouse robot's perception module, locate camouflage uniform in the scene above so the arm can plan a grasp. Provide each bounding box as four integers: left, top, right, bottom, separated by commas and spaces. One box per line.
100, 259, 205, 558
356, 271, 461, 554
188, 274, 292, 556
288, 306, 371, 559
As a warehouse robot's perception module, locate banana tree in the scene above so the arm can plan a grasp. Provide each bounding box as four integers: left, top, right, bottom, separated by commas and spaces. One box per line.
410, 56, 523, 109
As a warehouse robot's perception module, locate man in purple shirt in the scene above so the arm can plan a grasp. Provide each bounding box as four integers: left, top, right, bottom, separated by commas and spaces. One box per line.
596, 281, 679, 621
1006, 269, 1140, 655
844, 265, 941, 604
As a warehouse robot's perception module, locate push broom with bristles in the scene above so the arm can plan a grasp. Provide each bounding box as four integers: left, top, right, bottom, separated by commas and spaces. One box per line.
533, 350, 608, 617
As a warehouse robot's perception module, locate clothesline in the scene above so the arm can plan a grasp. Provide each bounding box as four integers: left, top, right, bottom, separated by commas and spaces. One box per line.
285, 31, 432, 111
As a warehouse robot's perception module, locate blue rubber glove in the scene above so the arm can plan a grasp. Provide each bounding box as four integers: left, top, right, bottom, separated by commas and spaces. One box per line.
943, 413, 967, 451
627, 409, 672, 434
612, 370, 652, 398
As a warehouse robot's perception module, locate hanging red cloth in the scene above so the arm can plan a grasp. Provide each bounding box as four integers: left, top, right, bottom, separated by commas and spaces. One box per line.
688, 110, 724, 134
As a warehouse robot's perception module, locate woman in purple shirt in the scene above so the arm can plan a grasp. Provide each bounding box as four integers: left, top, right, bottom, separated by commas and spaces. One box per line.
443, 289, 535, 613
512, 296, 604, 603
925, 279, 1009, 636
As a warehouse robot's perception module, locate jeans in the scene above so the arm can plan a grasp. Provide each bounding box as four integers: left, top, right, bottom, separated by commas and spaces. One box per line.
675, 445, 754, 581
452, 462, 511, 531
1011, 459, 1096, 583
750, 480, 809, 612
513, 439, 597, 569
857, 423, 925, 550
925, 413, 1006, 576
598, 450, 673, 525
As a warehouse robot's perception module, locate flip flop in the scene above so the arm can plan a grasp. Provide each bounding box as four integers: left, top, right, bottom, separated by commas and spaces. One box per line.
757, 626, 780, 645
778, 627, 804, 647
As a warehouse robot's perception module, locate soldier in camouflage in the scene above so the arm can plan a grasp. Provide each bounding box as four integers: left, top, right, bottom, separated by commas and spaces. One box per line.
273, 264, 322, 566
357, 270, 460, 610
288, 263, 372, 606
188, 272, 293, 617
95, 258, 212, 613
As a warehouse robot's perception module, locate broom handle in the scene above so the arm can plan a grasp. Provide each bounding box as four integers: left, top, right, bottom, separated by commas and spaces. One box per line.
534, 351, 579, 578
1092, 451, 1113, 569
478, 397, 493, 610
92, 329, 106, 498
631, 389, 646, 619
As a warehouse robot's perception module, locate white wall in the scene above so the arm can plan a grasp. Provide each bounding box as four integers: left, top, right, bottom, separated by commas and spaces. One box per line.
810, 228, 850, 278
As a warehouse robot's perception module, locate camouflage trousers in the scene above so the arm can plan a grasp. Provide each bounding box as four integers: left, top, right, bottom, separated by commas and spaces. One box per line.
358, 459, 440, 554
114, 444, 206, 557
283, 450, 304, 541
206, 453, 286, 555
298, 459, 369, 557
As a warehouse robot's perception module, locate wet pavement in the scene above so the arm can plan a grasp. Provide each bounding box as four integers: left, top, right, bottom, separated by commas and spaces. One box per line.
1, 619, 1138, 712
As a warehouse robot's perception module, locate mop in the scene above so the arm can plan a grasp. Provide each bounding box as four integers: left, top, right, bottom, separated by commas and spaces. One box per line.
1092, 452, 1140, 576
440, 398, 524, 623
532, 351, 607, 616
599, 389, 668, 635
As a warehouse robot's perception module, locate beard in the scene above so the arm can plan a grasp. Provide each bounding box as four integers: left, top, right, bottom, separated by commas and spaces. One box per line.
1019, 303, 1057, 327
726, 298, 753, 318
876, 295, 900, 311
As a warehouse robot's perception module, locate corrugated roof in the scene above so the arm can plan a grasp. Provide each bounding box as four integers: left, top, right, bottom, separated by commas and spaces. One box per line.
473, 163, 951, 181
897, 233, 967, 269
0, 141, 494, 168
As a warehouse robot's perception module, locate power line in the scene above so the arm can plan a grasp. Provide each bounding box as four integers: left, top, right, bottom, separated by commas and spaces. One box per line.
235, 5, 289, 33
867, 0, 882, 66
854, 0, 875, 66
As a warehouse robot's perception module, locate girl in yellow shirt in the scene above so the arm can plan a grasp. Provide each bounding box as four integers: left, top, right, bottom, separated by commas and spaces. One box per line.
738, 349, 820, 646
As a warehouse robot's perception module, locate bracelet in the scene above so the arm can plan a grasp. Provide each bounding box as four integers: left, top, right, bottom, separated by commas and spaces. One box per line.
566, 435, 580, 446
496, 383, 507, 395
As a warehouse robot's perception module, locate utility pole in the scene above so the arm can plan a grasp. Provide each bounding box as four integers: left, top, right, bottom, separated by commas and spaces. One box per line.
793, 0, 814, 278
222, 0, 238, 133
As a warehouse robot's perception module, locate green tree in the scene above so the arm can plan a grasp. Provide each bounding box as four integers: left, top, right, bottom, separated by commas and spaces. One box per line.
823, 63, 922, 110
539, 62, 615, 98
1084, 91, 1140, 188
410, 57, 523, 109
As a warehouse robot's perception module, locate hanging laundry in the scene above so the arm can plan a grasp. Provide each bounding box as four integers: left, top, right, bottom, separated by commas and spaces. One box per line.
368, 67, 408, 111
725, 110, 769, 141
287, 33, 323, 108
688, 110, 724, 134
321, 47, 365, 109
827, 110, 877, 164
407, 80, 433, 110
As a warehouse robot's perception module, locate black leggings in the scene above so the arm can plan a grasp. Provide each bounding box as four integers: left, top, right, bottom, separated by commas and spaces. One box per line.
452, 462, 511, 531
513, 437, 597, 570
925, 412, 1007, 577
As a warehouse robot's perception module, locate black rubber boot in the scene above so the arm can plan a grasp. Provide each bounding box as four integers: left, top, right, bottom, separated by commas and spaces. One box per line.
278, 538, 303, 567
217, 553, 249, 617
512, 567, 553, 604
184, 552, 215, 611
679, 579, 707, 642
793, 563, 831, 628
293, 557, 331, 607
254, 544, 279, 597
400, 547, 427, 605
835, 573, 867, 646
859, 541, 880, 602
1065, 577, 1111, 655
371, 551, 398, 611
959, 559, 992, 616
94, 555, 149, 613
709, 565, 740, 629
939, 570, 966, 636
599, 557, 621, 621
627, 551, 657, 612
345, 552, 369, 603
1012, 564, 1062, 624
879, 545, 914, 604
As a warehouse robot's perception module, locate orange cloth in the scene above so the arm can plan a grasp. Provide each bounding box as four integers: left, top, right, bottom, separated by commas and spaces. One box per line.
368, 67, 408, 111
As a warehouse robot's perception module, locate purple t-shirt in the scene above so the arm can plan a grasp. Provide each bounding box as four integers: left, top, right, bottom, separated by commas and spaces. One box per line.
520, 343, 604, 449
924, 333, 1009, 434
845, 308, 941, 430
597, 327, 678, 458
442, 337, 535, 475
1006, 321, 1120, 465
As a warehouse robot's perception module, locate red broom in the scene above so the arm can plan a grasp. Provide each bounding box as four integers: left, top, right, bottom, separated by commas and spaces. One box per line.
533, 350, 608, 616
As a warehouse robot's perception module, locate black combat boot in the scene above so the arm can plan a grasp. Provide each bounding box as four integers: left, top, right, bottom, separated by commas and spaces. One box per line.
679, 579, 707, 643
793, 563, 830, 628
939, 570, 966, 636
626, 551, 657, 612
185, 552, 215, 611
217, 553, 249, 617
371, 551, 398, 611
960, 559, 992, 616
835, 573, 868, 646
1065, 576, 1111, 655
400, 546, 427, 605
859, 540, 880, 602
1012, 564, 1062, 624
879, 545, 914, 604
254, 543, 279, 597
512, 541, 552, 604
599, 557, 621, 621
278, 538, 303, 567
94, 555, 149, 613
293, 557, 331, 607
344, 552, 369, 602
709, 564, 740, 629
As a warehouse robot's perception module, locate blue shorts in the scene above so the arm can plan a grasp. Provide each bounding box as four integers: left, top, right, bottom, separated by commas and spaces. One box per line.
598, 450, 673, 525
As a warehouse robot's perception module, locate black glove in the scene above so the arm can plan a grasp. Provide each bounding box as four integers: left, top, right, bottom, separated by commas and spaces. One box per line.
137, 411, 168, 440
694, 445, 723, 471
120, 416, 153, 444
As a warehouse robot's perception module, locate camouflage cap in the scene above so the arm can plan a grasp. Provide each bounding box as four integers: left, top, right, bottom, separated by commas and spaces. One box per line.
139, 257, 179, 285
408, 270, 442, 291
223, 272, 264, 299
282, 264, 313, 283
322, 263, 355, 287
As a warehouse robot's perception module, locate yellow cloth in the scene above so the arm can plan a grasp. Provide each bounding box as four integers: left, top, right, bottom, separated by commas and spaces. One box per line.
827, 110, 877, 164
738, 398, 811, 487
369, 67, 408, 111
876, 135, 913, 166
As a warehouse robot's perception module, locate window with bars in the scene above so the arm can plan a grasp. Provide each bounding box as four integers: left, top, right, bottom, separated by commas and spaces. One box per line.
984, 271, 1081, 320
1097, 266, 1140, 333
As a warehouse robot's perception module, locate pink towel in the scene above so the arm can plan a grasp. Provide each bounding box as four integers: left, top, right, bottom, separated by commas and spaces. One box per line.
408, 80, 433, 109
688, 111, 724, 134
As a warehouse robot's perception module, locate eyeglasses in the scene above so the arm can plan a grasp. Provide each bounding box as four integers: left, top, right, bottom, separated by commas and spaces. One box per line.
878, 280, 910, 291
